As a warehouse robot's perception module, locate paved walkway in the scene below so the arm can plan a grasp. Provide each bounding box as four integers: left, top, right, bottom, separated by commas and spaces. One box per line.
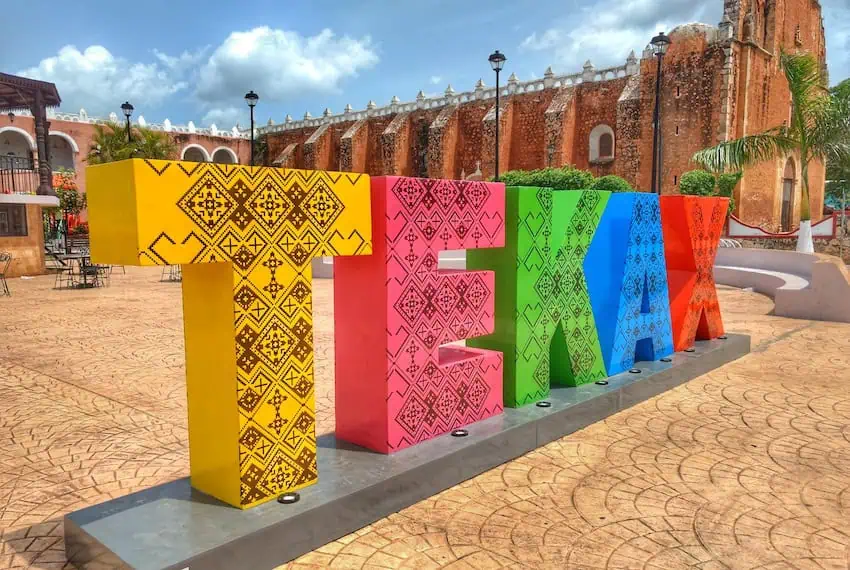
0, 269, 848, 569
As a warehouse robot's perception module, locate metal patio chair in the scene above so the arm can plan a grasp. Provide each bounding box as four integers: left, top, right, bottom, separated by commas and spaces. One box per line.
0, 252, 11, 297
161, 265, 182, 283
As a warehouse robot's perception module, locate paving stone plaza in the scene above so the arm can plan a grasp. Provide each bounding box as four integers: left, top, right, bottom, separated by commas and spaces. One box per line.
0, 269, 848, 569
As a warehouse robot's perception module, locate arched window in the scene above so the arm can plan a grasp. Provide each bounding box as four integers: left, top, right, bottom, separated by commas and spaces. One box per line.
181, 144, 211, 163
589, 124, 615, 163
781, 158, 796, 232
599, 133, 614, 159
0, 127, 36, 169
48, 133, 77, 171
212, 147, 238, 164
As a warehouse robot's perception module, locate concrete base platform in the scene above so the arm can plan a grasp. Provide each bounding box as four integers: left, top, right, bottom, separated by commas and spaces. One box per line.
65, 334, 750, 570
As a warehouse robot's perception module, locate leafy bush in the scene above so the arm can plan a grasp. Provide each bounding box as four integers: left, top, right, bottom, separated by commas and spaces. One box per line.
679, 170, 716, 196
590, 175, 633, 193
716, 172, 743, 197
499, 166, 594, 190
679, 169, 736, 216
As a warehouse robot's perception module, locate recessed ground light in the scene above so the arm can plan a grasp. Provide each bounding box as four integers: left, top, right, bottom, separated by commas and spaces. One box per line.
595, 380, 609, 386
629, 368, 641, 374
660, 357, 672, 363
718, 335, 728, 340
536, 401, 552, 408
451, 429, 469, 438
684, 348, 696, 353
278, 493, 300, 505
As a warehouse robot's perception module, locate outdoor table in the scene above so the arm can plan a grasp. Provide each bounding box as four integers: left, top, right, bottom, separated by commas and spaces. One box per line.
58, 254, 96, 288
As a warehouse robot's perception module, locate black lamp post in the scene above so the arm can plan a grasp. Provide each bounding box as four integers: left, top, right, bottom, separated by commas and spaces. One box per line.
650, 32, 670, 195
488, 50, 506, 181
245, 90, 259, 166
120, 102, 134, 143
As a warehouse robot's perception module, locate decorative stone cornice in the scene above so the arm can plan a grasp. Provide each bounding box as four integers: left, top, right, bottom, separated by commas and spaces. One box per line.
257, 56, 641, 136
11, 107, 249, 139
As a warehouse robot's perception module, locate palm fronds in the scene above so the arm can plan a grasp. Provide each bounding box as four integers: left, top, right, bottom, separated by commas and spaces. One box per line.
86, 122, 177, 165
692, 130, 797, 173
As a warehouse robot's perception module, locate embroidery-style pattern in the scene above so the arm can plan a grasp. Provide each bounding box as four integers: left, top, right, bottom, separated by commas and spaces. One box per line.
661, 196, 727, 351
334, 176, 505, 453
586, 193, 674, 376
468, 187, 609, 407
88, 159, 371, 508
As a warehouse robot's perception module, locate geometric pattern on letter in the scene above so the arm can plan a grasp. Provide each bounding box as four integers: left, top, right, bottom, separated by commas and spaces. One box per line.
334, 176, 505, 454
586, 192, 674, 376
661, 195, 727, 351
468, 187, 609, 408
86, 159, 372, 509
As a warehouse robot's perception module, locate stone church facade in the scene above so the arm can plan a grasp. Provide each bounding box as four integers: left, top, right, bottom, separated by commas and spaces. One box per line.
261, 0, 828, 231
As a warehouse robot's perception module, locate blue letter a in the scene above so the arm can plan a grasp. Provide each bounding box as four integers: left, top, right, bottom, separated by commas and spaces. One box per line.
586, 192, 674, 376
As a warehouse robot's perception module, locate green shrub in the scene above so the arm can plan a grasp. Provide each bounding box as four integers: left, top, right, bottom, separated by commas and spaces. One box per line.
679, 170, 716, 196
716, 172, 743, 197
678, 169, 737, 216
589, 175, 633, 193
499, 166, 594, 190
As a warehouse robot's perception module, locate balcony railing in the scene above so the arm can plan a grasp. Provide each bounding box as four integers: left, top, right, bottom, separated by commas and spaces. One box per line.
0, 156, 42, 196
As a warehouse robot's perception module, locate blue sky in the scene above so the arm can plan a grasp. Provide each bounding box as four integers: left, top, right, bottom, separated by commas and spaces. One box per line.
2, 0, 848, 129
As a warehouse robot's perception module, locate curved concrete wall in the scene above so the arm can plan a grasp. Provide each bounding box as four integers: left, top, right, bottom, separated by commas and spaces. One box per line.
714, 248, 819, 281
714, 248, 850, 323
713, 266, 793, 298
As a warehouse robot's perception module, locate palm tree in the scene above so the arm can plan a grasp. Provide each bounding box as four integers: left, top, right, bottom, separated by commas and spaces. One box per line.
693, 52, 850, 252
87, 122, 178, 165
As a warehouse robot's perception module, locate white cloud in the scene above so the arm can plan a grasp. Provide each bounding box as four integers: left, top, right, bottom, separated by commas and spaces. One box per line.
519, 0, 848, 82
519, 0, 718, 70
153, 47, 208, 74
194, 26, 378, 124
430, 75, 442, 85
520, 29, 563, 51
18, 45, 187, 117
17, 25, 378, 127
201, 106, 243, 128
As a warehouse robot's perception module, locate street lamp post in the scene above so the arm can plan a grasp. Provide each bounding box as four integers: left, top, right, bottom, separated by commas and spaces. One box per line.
650, 32, 671, 195
120, 101, 134, 143
488, 50, 506, 182
245, 90, 259, 166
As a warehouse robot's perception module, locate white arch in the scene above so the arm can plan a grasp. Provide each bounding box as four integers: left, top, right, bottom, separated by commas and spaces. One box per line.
211, 146, 239, 164
589, 124, 615, 162
0, 126, 36, 151
181, 144, 211, 162
48, 130, 80, 153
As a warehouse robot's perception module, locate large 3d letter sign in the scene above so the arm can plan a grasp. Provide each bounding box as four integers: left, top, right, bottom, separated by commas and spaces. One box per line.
661, 196, 728, 350
585, 193, 675, 376
467, 187, 609, 407
334, 176, 505, 453
87, 160, 371, 508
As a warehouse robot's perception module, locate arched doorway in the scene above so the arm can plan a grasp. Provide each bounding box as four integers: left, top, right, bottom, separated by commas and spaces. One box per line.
181, 145, 210, 163
781, 158, 796, 232
212, 147, 238, 164
48, 133, 77, 171
0, 127, 35, 169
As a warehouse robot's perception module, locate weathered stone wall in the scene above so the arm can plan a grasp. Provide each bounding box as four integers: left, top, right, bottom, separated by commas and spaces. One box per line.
633, 26, 725, 195
735, 232, 850, 264
573, 78, 628, 177
262, 0, 827, 230
726, 0, 827, 228
0, 204, 47, 277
